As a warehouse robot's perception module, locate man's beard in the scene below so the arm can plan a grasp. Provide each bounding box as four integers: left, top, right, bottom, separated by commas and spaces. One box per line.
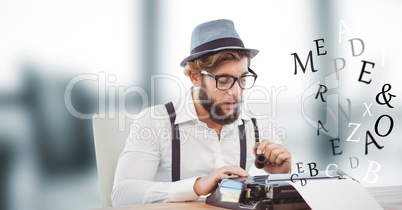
198, 85, 241, 125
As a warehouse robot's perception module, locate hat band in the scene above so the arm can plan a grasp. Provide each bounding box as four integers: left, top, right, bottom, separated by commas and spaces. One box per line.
191, 37, 244, 54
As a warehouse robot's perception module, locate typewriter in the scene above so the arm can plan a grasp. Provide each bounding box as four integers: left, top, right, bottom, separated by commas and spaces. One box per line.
206, 170, 350, 210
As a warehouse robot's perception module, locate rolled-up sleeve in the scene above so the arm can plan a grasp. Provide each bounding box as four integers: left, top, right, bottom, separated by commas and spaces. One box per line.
111, 106, 200, 206
111, 177, 199, 205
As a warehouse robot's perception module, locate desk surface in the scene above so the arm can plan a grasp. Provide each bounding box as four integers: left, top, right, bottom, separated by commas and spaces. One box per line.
95, 185, 402, 210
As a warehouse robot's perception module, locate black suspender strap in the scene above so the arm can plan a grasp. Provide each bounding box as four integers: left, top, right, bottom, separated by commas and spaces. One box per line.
165, 101, 259, 180
238, 118, 259, 170
251, 118, 260, 145
165, 102, 181, 182
238, 120, 247, 170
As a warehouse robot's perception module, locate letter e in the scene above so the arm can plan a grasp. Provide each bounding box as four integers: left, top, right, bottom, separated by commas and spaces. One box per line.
329, 138, 343, 155
358, 60, 375, 84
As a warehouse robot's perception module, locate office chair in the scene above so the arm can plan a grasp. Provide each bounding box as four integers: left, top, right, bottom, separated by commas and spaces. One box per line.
92, 114, 134, 207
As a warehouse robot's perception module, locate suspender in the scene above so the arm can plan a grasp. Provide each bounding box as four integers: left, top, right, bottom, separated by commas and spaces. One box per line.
238, 120, 247, 170
164, 102, 259, 182
251, 118, 260, 145
238, 118, 259, 170
165, 102, 181, 182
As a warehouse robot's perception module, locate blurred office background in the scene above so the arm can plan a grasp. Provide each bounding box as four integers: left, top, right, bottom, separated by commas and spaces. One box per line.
0, 0, 401, 209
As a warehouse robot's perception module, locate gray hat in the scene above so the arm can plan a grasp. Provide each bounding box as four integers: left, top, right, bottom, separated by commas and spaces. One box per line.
180, 19, 259, 67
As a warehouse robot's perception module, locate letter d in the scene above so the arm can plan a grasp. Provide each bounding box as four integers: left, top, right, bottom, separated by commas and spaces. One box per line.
349, 157, 359, 169
349, 38, 365, 57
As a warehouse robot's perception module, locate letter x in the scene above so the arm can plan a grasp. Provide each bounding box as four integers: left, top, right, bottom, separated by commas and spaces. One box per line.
363, 103, 373, 117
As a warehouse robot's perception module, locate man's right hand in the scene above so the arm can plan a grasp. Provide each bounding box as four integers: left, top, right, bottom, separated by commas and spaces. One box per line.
193, 165, 249, 196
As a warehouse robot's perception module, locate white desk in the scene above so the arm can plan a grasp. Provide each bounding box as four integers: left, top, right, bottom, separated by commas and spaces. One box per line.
94, 185, 402, 210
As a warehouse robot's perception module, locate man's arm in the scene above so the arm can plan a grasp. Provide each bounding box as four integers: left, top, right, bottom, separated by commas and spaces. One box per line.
111, 107, 200, 206
193, 166, 249, 196
112, 172, 199, 205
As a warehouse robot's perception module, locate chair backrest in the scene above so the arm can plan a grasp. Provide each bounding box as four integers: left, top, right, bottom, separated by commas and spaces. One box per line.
92, 114, 133, 207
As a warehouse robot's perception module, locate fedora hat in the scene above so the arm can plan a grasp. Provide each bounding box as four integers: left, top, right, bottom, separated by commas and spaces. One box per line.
180, 19, 259, 67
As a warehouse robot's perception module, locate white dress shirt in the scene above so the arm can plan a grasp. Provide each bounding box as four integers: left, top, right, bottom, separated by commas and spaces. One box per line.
111, 91, 277, 206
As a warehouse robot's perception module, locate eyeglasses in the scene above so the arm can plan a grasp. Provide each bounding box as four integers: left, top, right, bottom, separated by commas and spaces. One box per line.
200, 68, 258, 90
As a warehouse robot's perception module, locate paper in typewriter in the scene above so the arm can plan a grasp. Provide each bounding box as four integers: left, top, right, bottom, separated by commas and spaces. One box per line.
288, 179, 383, 210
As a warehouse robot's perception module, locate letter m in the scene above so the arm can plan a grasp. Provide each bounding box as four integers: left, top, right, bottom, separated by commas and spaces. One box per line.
291, 51, 318, 75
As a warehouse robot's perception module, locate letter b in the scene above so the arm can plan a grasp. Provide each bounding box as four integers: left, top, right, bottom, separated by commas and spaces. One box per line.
307, 162, 319, 177
364, 161, 381, 184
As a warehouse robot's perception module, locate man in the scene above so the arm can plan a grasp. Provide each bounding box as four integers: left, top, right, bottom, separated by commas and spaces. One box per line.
111, 19, 291, 206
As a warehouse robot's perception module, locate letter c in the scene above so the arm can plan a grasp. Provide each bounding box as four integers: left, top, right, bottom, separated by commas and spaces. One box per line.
64, 73, 97, 119
290, 174, 298, 183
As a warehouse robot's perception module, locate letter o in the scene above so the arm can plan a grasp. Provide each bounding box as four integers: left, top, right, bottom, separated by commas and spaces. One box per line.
374, 114, 394, 137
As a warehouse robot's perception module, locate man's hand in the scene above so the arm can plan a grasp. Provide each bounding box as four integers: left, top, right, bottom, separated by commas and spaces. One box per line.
253, 139, 292, 174
193, 166, 249, 196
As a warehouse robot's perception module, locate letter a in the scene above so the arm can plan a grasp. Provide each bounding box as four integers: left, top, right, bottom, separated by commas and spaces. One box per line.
317, 120, 329, 136
365, 131, 384, 155
339, 19, 353, 44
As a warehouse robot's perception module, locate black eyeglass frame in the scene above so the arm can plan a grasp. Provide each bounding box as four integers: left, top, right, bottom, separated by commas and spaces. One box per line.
200, 68, 258, 91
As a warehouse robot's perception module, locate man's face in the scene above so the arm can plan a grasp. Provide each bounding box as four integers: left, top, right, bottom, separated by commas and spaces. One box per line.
198, 58, 249, 125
